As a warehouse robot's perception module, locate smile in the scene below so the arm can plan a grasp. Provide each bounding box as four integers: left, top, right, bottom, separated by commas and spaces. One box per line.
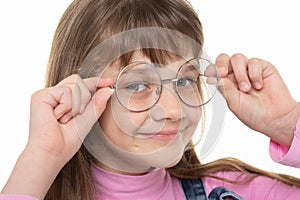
136, 130, 180, 142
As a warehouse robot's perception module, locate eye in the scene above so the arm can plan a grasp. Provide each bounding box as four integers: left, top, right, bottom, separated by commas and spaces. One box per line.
177, 77, 197, 87
124, 82, 150, 92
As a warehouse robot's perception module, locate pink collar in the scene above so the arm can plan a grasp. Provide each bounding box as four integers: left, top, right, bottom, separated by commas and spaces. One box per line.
91, 163, 184, 200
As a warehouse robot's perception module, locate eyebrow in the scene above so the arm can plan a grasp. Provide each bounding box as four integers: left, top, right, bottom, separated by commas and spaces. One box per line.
121, 67, 158, 80
182, 63, 199, 72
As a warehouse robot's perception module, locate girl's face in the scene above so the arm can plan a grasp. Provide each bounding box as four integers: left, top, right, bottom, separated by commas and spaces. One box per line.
96, 52, 202, 173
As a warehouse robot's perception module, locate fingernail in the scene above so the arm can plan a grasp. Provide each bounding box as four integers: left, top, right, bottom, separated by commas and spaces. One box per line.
108, 88, 115, 95
254, 82, 262, 89
218, 67, 226, 75
240, 82, 249, 90
219, 67, 226, 72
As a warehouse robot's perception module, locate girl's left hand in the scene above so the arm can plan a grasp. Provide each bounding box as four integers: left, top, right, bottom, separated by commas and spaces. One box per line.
216, 53, 300, 147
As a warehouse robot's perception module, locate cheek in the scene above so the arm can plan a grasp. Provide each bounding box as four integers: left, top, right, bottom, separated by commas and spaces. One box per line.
100, 95, 150, 137
98, 99, 136, 151
185, 106, 202, 137
190, 107, 202, 124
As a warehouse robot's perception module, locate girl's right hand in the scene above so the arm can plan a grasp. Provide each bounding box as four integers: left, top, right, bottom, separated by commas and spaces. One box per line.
28, 74, 114, 165
1, 74, 114, 199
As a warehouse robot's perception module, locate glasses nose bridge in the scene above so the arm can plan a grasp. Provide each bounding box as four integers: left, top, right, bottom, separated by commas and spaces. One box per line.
160, 78, 178, 90
161, 78, 178, 86
158, 78, 179, 97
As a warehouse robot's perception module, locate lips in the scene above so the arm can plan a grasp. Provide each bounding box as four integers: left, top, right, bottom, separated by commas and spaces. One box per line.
137, 130, 180, 141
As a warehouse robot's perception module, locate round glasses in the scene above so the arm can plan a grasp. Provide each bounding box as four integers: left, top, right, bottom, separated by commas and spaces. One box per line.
110, 58, 220, 112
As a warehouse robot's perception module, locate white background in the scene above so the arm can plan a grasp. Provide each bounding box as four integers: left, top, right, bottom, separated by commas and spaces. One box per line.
0, 1, 299, 189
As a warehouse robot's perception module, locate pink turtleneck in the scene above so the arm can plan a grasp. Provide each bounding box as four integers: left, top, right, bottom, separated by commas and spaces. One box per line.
91, 163, 185, 200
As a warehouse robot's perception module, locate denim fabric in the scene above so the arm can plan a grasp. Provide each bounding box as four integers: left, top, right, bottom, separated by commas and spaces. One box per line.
181, 179, 243, 200
181, 179, 208, 200
208, 187, 243, 200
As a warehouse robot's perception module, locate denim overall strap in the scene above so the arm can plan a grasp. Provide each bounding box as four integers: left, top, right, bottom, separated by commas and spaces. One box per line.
208, 187, 243, 200
181, 179, 243, 200
181, 178, 208, 200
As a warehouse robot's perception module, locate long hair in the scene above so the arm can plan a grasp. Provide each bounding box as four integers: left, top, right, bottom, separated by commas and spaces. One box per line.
44, 0, 300, 199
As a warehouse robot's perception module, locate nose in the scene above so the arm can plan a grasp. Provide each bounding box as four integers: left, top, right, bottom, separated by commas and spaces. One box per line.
150, 84, 185, 121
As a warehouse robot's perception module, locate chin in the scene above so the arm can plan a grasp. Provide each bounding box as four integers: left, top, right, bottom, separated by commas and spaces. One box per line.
164, 156, 182, 168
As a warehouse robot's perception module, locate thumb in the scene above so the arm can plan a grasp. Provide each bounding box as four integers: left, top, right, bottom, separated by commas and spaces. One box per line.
93, 87, 115, 117
73, 87, 114, 140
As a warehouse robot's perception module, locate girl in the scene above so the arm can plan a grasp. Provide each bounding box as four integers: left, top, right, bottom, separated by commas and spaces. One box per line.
1, 0, 300, 199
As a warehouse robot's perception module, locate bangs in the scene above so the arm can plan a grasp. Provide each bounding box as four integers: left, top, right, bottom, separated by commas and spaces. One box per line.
118, 49, 181, 70
77, 0, 203, 78
79, 27, 202, 78
107, 0, 204, 68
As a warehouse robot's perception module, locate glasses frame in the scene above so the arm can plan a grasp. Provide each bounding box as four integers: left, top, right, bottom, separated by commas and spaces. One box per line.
110, 57, 219, 112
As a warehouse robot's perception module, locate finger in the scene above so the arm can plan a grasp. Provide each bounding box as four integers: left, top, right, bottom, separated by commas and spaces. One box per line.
248, 58, 264, 89
83, 77, 115, 91
58, 76, 114, 116
57, 79, 88, 122
53, 81, 83, 118
55, 75, 85, 115
59, 111, 73, 124
73, 87, 114, 139
50, 86, 73, 119
73, 77, 91, 114
33, 86, 74, 123
56, 74, 81, 86
80, 77, 115, 113
58, 74, 115, 92
230, 53, 250, 92
54, 103, 71, 120
204, 64, 219, 86
218, 78, 240, 111
215, 53, 231, 77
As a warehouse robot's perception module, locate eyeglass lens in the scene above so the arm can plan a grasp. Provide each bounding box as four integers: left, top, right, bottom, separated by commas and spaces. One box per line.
114, 58, 219, 112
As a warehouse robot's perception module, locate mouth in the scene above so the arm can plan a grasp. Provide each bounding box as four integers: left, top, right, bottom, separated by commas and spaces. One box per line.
136, 130, 180, 142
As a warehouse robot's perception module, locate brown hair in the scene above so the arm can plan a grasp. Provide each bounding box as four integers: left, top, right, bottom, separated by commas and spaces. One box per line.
44, 0, 300, 199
